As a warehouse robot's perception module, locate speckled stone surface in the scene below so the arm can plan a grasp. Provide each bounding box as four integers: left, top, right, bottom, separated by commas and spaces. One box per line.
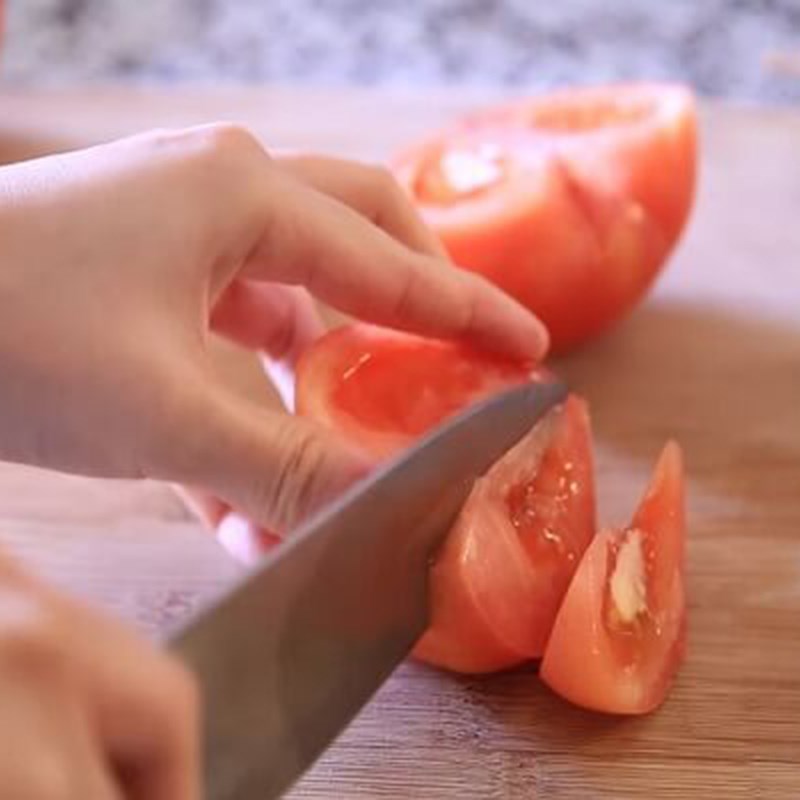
3, 0, 800, 103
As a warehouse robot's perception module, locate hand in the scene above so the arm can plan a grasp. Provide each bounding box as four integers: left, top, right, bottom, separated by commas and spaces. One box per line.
0, 125, 548, 533
0, 551, 198, 798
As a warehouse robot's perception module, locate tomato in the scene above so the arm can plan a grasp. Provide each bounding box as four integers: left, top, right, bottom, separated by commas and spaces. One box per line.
539, 441, 686, 714
295, 323, 596, 672
296, 323, 546, 458
392, 83, 697, 353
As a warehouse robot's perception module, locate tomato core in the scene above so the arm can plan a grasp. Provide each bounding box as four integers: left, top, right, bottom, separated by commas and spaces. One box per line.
415, 144, 507, 204
602, 527, 667, 667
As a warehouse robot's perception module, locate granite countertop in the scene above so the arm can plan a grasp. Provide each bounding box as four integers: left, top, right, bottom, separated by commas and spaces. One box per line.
3, 0, 800, 104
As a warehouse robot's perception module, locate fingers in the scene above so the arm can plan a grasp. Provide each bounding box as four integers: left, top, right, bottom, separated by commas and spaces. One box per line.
0, 673, 122, 799
66, 712, 125, 800
0, 572, 124, 799
183, 281, 326, 534
63, 603, 201, 800
185, 280, 323, 531
276, 154, 449, 258
209, 393, 370, 532
166, 383, 371, 533
244, 170, 549, 361
211, 280, 325, 410
211, 281, 325, 365
103, 660, 200, 800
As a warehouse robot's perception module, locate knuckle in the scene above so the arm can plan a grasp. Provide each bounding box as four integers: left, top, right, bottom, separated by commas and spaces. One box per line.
389, 263, 422, 325
181, 123, 272, 234
458, 273, 485, 332
195, 122, 264, 160
136, 123, 259, 163
264, 426, 330, 531
160, 123, 268, 194
366, 163, 404, 200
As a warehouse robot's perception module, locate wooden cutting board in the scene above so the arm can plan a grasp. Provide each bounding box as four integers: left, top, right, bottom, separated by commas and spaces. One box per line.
0, 87, 798, 799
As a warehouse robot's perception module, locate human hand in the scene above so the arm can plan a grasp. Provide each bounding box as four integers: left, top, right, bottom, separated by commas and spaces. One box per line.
0, 125, 548, 533
0, 551, 198, 799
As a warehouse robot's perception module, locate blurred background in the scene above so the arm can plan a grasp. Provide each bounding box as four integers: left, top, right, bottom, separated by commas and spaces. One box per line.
3, 0, 800, 103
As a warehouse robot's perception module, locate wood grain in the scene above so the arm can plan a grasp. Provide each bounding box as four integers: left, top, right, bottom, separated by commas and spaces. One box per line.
0, 87, 798, 799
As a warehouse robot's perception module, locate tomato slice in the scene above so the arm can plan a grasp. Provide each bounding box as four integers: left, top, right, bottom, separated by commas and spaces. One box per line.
295, 323, 596, 673
539, 441, 686, 714
393, 83, 697, 353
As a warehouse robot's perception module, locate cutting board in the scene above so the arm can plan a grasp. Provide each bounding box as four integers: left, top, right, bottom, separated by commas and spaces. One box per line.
0, 87, 798, 799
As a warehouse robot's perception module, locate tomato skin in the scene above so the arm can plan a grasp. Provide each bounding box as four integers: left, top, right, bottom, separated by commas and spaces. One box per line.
411, 481, 539, 673
539, 441, 686, 714
393, 83, 697, 353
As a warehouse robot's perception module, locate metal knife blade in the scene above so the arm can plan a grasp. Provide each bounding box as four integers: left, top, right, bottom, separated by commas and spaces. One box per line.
167, 379, 567, 799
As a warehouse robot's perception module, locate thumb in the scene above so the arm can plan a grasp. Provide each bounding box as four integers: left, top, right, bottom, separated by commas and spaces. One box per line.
171, 388, 371, 534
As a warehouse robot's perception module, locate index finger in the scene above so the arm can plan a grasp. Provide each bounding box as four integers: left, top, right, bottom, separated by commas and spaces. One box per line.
275, 154, 450, 259
246, 169, 550, 361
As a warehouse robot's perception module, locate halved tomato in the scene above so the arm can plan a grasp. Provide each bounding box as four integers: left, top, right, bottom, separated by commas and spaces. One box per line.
539, 441, 686, 714
295, 323, 596, 672
392, 83, 697, 353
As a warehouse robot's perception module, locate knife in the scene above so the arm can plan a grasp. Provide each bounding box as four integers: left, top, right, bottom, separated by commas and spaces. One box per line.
167, 379, 567, 799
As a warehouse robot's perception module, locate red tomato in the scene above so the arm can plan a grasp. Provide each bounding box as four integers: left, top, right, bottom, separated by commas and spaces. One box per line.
296, 323, 547, 458
392, 83, 697, 353
539, 441, 686, 714
413, 395, 595, 672
295, 323, 596, 673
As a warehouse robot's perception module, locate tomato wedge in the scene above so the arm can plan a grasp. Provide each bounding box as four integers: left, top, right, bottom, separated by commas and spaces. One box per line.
295, 323, 596, 672
413, 395, 595, 671
392, 83, 697, 353
539, 441, 686, 714
296, 323, 547, 458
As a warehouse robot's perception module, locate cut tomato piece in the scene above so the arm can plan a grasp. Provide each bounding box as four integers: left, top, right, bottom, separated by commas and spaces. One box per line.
413, 395, 595, 671
295, 323, 596, 672
296, 322, 547, 458
540, 441, 686, 714
393, 83, 697, 353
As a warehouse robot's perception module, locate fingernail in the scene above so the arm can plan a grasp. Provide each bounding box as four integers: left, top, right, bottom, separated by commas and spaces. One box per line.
527, 314, 551, 360
507, 306, 550, 362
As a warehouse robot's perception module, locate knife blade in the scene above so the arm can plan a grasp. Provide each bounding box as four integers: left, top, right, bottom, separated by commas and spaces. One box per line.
167, 379, 567, 799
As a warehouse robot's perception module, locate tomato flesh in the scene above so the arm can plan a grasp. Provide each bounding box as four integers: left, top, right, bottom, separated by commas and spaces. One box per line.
540, 441, 686, 714
333, 336, 529, 437
297, 324, 544, 458
393, 83, 697, 353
